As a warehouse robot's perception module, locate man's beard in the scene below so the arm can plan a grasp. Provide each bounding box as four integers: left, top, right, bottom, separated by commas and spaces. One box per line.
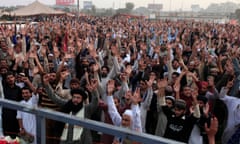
62, 100, 83, 114
101, 73, 107, 78
71, 102, 83, 113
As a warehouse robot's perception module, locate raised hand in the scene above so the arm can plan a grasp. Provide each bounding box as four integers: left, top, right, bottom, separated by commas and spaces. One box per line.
124, 90, 132, 100
42, 74, 50, 85
32, 66, 39, 76
111, 45, 119, 56
205, 117, 218, 138
90, 79, 98, 90
40, 46, 47, 56
203, 102, 210, 117
107, 80, 115, 96
146, 77, 155, 88
90, 49, 98, 58
7, 48, 14, 57
173, 81, 181, 93
29, 49, 37, 58
131, 87, 141, 105
15, 57, 22, 65
21, 76, 30, 83
125, 65, 132, 76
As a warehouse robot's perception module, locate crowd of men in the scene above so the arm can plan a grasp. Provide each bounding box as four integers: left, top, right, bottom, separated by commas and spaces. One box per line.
0, 15, 239, 144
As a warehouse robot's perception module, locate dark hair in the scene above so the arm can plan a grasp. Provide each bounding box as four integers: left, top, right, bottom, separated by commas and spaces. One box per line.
6, 71, 14, 77
101, 65, 110, 73
197, 95, 208, 104
70, 78, 80, 85
70, 88, 88, 100
21, 87, 32, 93
172, 72, 180, 77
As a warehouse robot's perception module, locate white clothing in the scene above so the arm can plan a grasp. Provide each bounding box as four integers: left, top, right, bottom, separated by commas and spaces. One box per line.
219, 87, 240, 144
188, 125, 203, 144
17, 94, 39, 144
140, 88, 153, 132
107, 96, 142, 132
61, 107, 84, 141
15, 82, 25, 89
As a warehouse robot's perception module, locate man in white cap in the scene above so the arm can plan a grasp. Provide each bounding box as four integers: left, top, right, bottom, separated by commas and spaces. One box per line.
106, 80, 142, 143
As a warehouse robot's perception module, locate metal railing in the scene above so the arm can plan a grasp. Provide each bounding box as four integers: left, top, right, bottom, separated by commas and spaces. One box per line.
0, 99, 184, 144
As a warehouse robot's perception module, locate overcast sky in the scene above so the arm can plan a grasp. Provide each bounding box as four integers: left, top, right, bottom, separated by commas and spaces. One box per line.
0, 0, 239, 11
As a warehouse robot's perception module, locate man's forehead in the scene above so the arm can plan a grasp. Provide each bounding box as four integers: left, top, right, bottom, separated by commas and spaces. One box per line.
122, 114, 131, 119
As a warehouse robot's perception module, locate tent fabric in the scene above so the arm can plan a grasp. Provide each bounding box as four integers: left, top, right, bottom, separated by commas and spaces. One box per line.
12, 1, 65, 16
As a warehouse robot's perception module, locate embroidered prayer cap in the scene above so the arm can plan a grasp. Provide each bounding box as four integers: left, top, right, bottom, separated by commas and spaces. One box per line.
165, 96, 175, 104
174, 99, 186, 110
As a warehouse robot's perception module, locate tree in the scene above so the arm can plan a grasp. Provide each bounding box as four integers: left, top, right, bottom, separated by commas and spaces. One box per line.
125, 2, 134, 13
116, 8, 127, 14
235, 9, 240, 21
91, 5, 96, 15
63, 7, 70, 13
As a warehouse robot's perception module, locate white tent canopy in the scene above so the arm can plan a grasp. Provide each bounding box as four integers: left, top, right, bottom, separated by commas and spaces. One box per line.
12, 1, 65, 16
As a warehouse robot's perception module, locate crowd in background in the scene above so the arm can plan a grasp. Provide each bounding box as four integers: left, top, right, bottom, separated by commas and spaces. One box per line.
0, 16, 239, 144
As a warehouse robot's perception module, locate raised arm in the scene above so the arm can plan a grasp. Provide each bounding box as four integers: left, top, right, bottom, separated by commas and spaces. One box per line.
157, 79, 168, 107
191, 88, 201, 118
42, 74, 68, 106
205, 117, 218, 144
117, 73, 130, 102
21, 26, 27, 57
130, 87, 142, 132
106, 80, 122, 126
141, 76, 154, 109
85, 79, 99, 115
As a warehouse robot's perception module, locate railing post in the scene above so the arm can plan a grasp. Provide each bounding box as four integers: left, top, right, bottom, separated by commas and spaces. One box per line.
36, 115, 46, 144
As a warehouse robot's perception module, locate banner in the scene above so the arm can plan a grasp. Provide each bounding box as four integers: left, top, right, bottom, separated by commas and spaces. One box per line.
56, 0, 75, 6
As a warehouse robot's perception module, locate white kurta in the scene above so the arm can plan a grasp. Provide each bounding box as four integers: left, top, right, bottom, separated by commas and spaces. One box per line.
219, 87, 240, 144
17, 94, 39, 144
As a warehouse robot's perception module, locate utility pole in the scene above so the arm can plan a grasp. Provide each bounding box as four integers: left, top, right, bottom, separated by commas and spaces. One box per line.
77, 0, 80, 18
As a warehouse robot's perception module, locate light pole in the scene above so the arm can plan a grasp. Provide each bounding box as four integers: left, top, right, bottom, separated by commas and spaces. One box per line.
77, 0, 80, 18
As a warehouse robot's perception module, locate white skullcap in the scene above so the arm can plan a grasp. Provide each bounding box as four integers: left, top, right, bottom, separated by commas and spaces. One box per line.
59, 61, 68, 66
123, 109, 133, 120
48, 53, 54, 57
